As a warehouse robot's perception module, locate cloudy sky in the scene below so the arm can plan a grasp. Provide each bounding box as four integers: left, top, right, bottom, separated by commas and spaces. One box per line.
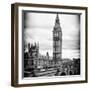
24, 12, 80, 59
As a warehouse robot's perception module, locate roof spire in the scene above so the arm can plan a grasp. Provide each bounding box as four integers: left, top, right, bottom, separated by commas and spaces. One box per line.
56, 13, 59, 19
53, 13, 62, 31
56, 13, 60, 24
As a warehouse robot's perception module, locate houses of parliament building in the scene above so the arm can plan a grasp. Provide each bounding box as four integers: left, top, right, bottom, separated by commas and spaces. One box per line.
24, 14, 80, 77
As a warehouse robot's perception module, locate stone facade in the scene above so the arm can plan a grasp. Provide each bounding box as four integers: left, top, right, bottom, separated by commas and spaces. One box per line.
24, 43, 54, 72
53, 14, 62, 65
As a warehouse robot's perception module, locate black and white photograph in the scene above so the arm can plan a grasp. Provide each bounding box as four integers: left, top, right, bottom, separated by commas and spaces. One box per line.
23, 12, 80, 77
11, 3, 87, 87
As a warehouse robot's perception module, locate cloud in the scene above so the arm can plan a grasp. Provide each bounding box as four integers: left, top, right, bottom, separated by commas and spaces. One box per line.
62, 40, 80, 50
25, 13, 55, 29
24, 12, 80, 58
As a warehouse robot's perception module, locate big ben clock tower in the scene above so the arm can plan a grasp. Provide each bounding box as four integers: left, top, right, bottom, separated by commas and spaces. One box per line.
53, 14, 62, 65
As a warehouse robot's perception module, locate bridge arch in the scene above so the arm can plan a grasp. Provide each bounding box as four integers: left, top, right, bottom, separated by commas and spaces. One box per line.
69, 71, 73, 75
60, 72, 66, 76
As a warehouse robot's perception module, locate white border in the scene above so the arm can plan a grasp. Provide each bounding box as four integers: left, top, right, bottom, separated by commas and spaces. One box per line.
18, 6, 86, 84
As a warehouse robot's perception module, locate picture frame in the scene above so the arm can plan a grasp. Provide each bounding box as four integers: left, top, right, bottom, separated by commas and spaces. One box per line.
11, 3, 88, 87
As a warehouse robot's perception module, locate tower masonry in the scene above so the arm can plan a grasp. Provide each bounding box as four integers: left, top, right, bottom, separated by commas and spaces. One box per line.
53, 14, 62, 65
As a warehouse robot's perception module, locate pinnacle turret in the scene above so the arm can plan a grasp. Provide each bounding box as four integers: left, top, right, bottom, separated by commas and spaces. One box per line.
56, 13, 60, 24
54, 14, 61, 31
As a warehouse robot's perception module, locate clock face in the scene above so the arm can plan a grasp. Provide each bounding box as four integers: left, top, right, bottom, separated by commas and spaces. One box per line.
54, 32, 58, 37
53, 31, 62, 41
